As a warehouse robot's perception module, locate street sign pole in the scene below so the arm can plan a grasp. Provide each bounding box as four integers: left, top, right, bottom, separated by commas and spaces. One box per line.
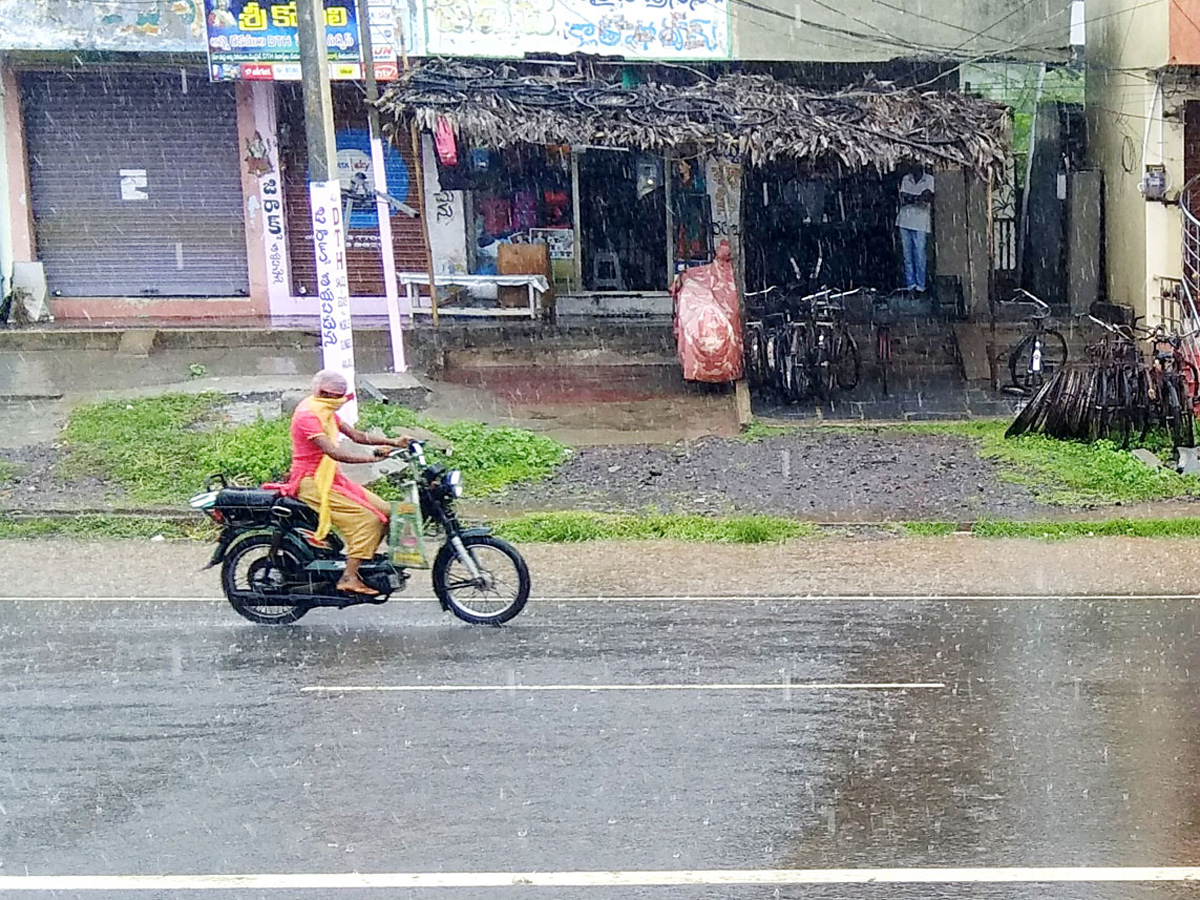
297, 0, 359, 421
356, 0, 407, 373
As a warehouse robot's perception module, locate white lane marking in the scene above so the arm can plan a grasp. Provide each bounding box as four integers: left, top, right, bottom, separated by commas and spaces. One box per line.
2, 594, 1199, 603
3, 867, 1200, 890
302, 682, 945, 694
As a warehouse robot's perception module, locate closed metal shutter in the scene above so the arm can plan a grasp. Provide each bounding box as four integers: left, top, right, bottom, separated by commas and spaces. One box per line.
21, 70, 249, 297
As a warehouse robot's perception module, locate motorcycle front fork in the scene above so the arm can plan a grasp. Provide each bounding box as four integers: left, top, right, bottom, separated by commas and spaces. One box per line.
449, 535, 484, 580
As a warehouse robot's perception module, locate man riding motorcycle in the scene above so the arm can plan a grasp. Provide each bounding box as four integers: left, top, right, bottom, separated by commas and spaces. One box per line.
264, 369, 411, 596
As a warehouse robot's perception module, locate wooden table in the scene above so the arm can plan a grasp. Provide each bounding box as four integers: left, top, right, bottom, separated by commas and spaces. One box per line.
397, 273, 550, 320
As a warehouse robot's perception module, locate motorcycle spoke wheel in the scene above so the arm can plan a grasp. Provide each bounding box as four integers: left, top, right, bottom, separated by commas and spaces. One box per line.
222, 535, 310, 625
435, 536, 530, 626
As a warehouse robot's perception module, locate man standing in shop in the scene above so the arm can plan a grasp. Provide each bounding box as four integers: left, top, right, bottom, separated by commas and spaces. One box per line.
897, 163, 935, 296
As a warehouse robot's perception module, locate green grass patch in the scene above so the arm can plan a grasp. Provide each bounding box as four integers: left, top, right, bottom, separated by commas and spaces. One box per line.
0, 515, 217, 541
59, 394, 292, 505
971, 517, 1200, 539
0, 459, 17, 485
737, 419, 799, 442
491, 511, 816, 544
359, 404, 568, 497
900, 521, 959, 537
880, 420, 1199, 506
58, 394, 568, 506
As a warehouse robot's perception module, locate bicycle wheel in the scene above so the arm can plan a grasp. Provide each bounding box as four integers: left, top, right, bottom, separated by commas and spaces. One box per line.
1009, 330, 1068, 392
834, 330, 861, 391
1109, 366, 1129, 446
785, 325, 811, 401
1041, 330, 1069, 379
876, 325, 892, 397
1181, 378, 1197, 448
1166, 377, 1192, 449
744, 327, 766, 389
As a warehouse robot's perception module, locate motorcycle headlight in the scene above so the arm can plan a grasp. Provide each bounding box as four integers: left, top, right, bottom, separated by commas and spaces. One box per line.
447, 469, 463, 498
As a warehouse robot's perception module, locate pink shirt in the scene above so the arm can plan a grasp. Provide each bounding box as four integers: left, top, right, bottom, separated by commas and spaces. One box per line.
262, 398, 388, 524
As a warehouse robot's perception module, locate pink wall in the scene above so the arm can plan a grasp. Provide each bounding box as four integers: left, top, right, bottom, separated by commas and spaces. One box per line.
4, 63, 35, 264
1172, 0, 1200, 63
235, 81, 270, 316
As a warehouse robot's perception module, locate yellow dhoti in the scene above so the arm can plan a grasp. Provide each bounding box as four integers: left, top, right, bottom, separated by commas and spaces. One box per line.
296, 477, 390, 559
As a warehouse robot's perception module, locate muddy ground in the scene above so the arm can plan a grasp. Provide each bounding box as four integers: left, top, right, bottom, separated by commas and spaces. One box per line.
0, 422, 1044, 521
493, 430, 1040, 521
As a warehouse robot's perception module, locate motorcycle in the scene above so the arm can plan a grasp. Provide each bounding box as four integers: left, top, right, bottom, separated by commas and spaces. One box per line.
188, 441, 530, 626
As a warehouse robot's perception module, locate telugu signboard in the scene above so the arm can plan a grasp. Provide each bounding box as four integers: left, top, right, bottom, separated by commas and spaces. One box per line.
309, 179, 359, 424
204, 0, 399, 81
423, 0, 730, 59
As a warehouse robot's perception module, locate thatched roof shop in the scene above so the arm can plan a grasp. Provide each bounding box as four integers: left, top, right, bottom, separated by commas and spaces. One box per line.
376, 61, 1010, 177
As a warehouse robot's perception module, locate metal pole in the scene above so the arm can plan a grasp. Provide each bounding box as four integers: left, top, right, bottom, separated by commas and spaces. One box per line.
297, 0, 359, 421
665, 154, 675, 282
571, 149, 583, 291
356, 0, 406, 372
410, 120, 440, 326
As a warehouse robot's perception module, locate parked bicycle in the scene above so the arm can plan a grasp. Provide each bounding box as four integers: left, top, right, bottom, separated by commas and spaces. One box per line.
743, 285, 862, 405
1003, 289, 1068, 394
1007, 314, 1198, 449
809, 290, 862, 402
1147, 322, 1199, 449
872, 293, 896, 397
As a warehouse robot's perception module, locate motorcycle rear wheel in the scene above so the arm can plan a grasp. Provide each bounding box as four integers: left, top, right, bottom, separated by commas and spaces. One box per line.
221, 533, 311, 625
433, 534, 530, 626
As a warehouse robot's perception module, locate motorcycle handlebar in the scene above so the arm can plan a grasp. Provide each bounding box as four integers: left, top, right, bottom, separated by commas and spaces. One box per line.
386, 440, 428, 466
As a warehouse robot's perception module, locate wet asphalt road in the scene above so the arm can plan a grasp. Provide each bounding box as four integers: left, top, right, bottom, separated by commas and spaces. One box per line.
3, 591, 1200, 898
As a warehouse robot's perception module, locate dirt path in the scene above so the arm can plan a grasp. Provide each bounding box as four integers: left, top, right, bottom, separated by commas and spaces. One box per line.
1, 535, 1196, 598
493, 430, 1040, 521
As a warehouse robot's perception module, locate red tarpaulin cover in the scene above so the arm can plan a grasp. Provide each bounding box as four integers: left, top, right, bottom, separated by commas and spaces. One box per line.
671, 241, 744, 383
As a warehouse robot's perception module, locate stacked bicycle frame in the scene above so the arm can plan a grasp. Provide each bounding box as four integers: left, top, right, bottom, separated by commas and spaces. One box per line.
743, 286, 863, 405
1006, 317, 1199, 449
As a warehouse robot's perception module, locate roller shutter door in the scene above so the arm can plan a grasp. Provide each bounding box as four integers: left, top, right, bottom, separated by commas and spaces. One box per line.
22, 69, 249, 297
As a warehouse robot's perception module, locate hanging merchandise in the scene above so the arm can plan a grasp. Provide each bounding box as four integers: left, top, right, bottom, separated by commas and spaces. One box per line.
470, 148, 492, 172
543, 185, 570, 226
512, 189, 538, 232
478, 196, 513, 237
434, 117, 458, 167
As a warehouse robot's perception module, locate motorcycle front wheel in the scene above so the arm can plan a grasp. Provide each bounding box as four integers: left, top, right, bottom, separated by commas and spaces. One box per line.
433, 534, 530, 625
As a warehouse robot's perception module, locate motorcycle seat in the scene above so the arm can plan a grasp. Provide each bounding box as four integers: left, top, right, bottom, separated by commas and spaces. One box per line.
215, 488, 280, 508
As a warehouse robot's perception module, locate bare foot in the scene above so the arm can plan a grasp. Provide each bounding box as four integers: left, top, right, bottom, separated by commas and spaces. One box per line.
336, 578, 380, 596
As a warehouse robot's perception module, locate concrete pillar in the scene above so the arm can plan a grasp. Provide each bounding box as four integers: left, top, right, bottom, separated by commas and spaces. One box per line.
235, 80, 287, 317
421, 133, 467, 276
966, 175, 990, 318
0, 58, 36, 299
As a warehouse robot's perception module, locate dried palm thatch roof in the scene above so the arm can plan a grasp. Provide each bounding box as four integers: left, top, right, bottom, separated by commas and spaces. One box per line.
376, 61, 1010, 177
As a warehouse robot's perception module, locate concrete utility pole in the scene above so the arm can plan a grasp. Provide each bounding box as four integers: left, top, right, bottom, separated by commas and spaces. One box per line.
296, 0, 360, 421
296, 0, 337, 184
